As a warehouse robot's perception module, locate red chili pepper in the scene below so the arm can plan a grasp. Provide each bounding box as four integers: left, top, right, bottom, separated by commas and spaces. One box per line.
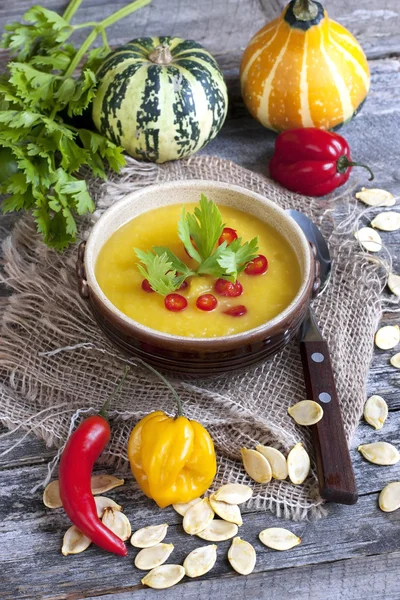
269, 128, 374, 197
58, 369, 129, 557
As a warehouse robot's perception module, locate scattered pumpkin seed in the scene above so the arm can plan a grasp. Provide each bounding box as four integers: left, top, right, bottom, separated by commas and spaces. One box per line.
172, 497, 202, 516
183, 544, 217, 578
213, 483, 253, 505
358, 442, 400, 465
355, 188, 395, 207
390, 353, 400, 369
141, 565, 185, 589
259, 527, 301, 551
354, 227, 382, 252
209, 493, 242, 526
255, 445, 288, 480
43, 480, 62, 509
287, 443, 310, 485
62, 525, 91, 556
288, 400, 324, 426
241, 448, 272, 483
196, 519, 238, 541
94, 496, 122, 518
183, 498, 214, 535
131, 523, 169, 548
363, 395, 388, 430
91, 475, 124, 495
375, 325, 400, 350
388, 273, 400, 297
379, 482, 400, 512
134, 543, 174, 570
371, 212, 400, 232
228, 537, 256, 575
102, 507, 131, 541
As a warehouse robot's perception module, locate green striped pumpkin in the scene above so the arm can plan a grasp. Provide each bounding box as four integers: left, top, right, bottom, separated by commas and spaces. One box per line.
92, 36, 228, 163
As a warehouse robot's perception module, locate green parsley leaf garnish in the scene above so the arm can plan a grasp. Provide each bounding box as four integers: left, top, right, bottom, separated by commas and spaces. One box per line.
135, 196, 260, 295
0, 0, 151, 250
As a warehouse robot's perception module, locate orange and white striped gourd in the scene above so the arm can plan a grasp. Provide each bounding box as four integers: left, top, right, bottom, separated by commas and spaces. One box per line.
240, 0, 370, 132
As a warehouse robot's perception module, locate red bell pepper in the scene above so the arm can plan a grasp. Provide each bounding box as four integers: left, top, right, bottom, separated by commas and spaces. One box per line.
58, 368, 129, 557
269, 128, 374, 197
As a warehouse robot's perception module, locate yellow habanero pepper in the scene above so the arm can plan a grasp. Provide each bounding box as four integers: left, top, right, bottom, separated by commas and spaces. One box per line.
127, 389, 216, 508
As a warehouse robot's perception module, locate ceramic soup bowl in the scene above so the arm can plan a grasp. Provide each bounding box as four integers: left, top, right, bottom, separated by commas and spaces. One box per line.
77, 180, 319, 376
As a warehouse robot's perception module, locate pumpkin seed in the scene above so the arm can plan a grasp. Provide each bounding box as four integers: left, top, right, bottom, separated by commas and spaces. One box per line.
228, 537, 256, 575
131, 523, 169, 548
62, 525, 91, 556
355, 188, 395, 207
43, 480, 62, 509
379, 482, 400, 512
288, 400, 324, 426
363, 395, 388, 430
183, 544, 217, 578
371, 211, 400, 232
102, 507, 131, 541
375, 325, 400, 350
91, 475, 124, 495
241, 448, 272, 483
388, 272, 400, 297
354, 227, 382, 252
196, 519, 238, 541
172, 497, 202, 516
183, 498, 214, 535
94, 496, 122, 518
255, 445, 288, 480
209, 493, 242, 526
390, 353, 400, 369
287, 443, 310, 484
358, 442, 400, 465
134, 543, 174, 570
141, 565, 185, 589
213, 483, 253, 505
259, 527, 301, 551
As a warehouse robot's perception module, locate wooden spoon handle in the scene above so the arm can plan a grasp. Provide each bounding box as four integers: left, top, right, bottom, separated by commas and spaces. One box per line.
300, 338, 358, 505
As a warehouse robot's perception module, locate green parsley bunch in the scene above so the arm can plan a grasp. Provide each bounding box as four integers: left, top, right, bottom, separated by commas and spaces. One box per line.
135, 195, 260, 294
0, 0, 150, 250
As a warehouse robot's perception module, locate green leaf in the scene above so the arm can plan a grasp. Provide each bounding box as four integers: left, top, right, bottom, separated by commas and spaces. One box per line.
216, 237, 259, 281
67, 69, 96, 116
153, 246, 195, 278
196, 241, 229, 278
178, 207, 202, 262
135, 249, 181, 296
186, 193, 224, 260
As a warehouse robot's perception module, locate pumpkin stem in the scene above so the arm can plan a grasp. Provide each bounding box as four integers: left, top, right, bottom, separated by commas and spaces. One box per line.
292, 0, 319, 21
337, 156, 374, 181
149, 43, 174, 65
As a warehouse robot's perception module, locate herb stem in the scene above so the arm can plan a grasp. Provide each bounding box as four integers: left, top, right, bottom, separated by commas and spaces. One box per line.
62, 0, 84, 23
98, 0, 151, 30
72, 22, 99, 30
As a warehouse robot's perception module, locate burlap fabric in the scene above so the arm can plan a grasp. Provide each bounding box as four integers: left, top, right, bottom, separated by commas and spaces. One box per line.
0, 155, 386, 520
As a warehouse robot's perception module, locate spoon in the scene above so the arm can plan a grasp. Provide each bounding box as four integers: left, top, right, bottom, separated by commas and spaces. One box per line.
287, 209, 358, 505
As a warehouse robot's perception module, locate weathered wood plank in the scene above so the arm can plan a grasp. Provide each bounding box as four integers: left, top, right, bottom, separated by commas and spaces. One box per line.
91, 551, 400, 600
1, 0, 399, 61
1, 459, 400, 599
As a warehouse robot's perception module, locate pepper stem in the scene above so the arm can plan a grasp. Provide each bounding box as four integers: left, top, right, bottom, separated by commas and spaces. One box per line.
292, 0, 319, 20
337, 156, 374, 181
99, 366, 130, 419
148, 43, 174, 65
129, 357, 184, 417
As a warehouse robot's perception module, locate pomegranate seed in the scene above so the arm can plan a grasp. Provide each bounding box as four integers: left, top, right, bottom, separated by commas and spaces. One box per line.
218, 227, 238, 246
214, 278, 243, 297
179, 280, 189, 290
224, 305, 247, 317
196, 294, 218, 312
141, 279, 154, 293
244, 254, 268, 276
165, 293, 187, 312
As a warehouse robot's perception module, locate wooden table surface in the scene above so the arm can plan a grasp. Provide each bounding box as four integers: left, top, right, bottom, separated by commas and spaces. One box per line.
1, 1, 400, 599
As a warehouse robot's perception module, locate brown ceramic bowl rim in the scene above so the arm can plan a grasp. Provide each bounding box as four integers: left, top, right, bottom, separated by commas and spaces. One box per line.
84, 180, 313, 351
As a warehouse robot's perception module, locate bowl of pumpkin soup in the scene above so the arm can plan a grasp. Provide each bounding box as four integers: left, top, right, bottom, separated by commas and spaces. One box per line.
77, 180, 319, 375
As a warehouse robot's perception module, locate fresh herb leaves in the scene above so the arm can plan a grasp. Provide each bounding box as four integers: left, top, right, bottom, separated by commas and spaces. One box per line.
0, 0, 150, 250
135, 196, 259, 294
